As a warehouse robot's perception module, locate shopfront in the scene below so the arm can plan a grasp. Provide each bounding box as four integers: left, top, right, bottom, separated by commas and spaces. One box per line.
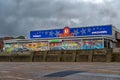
3, 25, 119, 52
30, 25, 117, 50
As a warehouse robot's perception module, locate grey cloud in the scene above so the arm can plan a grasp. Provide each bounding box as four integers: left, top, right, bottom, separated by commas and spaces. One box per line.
0, 0, 120, 38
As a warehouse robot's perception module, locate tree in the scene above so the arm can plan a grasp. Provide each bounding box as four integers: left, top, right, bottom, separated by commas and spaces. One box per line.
16, 36, 25, 39
3, 37, 14, 40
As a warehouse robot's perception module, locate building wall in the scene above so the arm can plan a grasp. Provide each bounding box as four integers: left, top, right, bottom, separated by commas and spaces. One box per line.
3, 25, 120, 52
3, 38, 105, 52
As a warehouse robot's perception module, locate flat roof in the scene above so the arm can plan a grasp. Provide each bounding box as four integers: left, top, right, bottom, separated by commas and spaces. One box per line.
4, 36, 115, 43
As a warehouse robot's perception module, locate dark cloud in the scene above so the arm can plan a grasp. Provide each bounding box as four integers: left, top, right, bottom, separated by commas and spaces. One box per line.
0, 0, 120, 38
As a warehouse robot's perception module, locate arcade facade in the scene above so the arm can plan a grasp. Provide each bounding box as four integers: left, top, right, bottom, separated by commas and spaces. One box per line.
3, 25, 120, 52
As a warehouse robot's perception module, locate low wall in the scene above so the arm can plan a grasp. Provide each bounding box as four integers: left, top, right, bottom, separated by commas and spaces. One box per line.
0, 51, 32, 62
0, 54, 10, 62
0, 49, 115, 62
112, 48, 120, 62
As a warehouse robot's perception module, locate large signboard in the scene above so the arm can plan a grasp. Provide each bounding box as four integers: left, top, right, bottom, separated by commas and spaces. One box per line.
30, 25, 112, 39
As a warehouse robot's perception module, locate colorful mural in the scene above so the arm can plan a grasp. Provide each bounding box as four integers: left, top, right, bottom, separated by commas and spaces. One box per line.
81, 40, 104, 50
3, 39, 104, 52
4, 42, 49, 52
37, 42, 49, 51
62, 40, 81, 50
61, 40, 104, 50
82, 40, 93, 50
50, 42, 62, 50
21, 42, 49, 51
92, 40, 104, 49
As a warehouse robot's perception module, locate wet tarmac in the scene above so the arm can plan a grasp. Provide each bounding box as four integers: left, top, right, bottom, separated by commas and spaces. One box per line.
0, 62, 120, 80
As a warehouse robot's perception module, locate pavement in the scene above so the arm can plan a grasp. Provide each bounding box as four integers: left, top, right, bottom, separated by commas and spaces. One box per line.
0, 62, 120, 80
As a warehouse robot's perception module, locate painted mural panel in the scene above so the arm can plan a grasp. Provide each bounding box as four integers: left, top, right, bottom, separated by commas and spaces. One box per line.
81, 40, 104, 50
82, 40, 93, 50
4, 43, 29, 52
4, 42, 49, 52
92, 40, 104, 49
37, 42, 49, 51
23, 42, 49, 51
50, 42, 62, 50
4, 44, 14, 52
3, 39, 104, 52
62, 40, 81, 50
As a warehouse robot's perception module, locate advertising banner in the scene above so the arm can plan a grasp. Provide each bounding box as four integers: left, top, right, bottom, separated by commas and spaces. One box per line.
30, 25, 112, 39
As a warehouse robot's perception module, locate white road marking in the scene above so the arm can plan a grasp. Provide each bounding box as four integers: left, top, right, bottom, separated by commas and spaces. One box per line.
0, 76, 33, 80
78, 72, 120, 78
0, 71, 9, 73
5, 76, 26, 79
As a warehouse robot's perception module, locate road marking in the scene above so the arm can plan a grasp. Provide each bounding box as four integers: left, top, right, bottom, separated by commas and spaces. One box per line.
0, 71, 9, 73
78, 72, 120, 78
3, 76, 32, 80
0, 71, 32, 80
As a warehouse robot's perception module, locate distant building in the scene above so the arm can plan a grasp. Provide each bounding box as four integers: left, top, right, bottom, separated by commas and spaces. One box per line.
0, 37, 14, 51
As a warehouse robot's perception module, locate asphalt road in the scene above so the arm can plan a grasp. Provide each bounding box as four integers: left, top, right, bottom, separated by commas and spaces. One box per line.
0, 62, 120, 80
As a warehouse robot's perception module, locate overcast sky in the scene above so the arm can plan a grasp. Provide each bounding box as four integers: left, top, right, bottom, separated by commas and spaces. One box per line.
0, 0, 120, 38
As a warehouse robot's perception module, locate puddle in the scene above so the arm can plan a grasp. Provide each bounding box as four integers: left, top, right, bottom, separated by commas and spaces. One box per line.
44, 70, 85, 77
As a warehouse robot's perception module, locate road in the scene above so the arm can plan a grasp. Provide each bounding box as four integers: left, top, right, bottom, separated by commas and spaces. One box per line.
0, 62, 120, 80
